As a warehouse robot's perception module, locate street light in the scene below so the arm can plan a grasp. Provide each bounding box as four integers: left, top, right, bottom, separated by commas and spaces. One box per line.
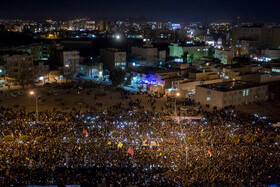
173, 92, 188, 167
174, 92, 180, 117
30, 91, 38, 122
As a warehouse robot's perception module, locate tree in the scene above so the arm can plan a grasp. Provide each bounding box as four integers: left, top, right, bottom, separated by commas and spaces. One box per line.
17, 60, 34, 88
182, 52, 188, 64
208, 47, 214, 58
124, 74, 132, 86
20, 135, 30, 142
188, 54, 194, 63
3, 135, 14, 142
109, 68, 126, 86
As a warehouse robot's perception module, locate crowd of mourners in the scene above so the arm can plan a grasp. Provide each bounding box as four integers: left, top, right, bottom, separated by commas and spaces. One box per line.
0, 89, 279, 186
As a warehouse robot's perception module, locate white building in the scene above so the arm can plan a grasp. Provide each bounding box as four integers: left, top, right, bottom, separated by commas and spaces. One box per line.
131, 42, 166, 67
214, 49, 234, 64
3, 53, 34, 84
261, 49, 280, 60
79, 63, 103, 78
63, 50, 80, 76
195, 81, 268, 109
169, 43, 210, 61
85, 21, 96, 31
34, 62, 49, 82
100, 48, 126, 70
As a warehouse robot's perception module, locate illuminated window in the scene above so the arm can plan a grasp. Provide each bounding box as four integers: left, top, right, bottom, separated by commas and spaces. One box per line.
206, 97, 211, 101
243, 90, 246, 96
246, 89, 249, 96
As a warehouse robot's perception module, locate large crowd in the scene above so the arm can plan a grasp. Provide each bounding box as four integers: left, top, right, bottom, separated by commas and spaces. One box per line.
0, 89, 279, 186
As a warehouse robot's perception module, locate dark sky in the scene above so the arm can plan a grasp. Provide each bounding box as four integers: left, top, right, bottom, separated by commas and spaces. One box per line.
0, 0, 280, 23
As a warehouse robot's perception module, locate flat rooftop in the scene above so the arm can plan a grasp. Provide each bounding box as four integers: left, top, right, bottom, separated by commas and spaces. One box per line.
199, 81, 264, 92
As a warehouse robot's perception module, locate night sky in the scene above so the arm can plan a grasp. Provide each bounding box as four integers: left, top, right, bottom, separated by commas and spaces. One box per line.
0, 0, 280, 23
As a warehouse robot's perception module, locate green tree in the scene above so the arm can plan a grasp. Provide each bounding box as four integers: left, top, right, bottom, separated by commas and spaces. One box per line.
109, 68, 126, 86
36, 136, 46, 142
3, 135, 14, 142
188, 54, 194, 63
17, 59, 34, 88
182, 52, 188, 64
243, 134, 256, 143
20, 135, 30, 142
124, 74, 132, 86
208, 47, 214, 57
230, 135, 240, 144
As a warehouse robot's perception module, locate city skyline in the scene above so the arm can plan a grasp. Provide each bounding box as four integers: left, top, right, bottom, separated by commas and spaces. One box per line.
0, 0, 280, 23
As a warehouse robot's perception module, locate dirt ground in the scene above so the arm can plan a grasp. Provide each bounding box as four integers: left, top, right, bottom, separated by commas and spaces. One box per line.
1, 85, 279, 121
0, 85, 167, 113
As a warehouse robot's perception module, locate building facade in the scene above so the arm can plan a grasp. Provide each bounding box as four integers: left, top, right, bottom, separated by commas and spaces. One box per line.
169, 43, 210, 61
131, 42, 166, 67
31, 43, 51, 61
63, 50, 80, 76
79, 63, 103, 78
195, 81, 268, 109
33, 61, 49, 82
100, 48, 126, 70
232, 26, 280, 55
214, 49, 234, 64
3, 53, 34, 84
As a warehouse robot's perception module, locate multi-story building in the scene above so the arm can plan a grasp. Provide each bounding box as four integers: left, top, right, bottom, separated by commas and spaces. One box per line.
3, 53, 34, 84
100, 48, 126, 70
79, 63, 103, 78
232, 26, 280, 55
85, 21, 96, 31
4, 24, 24, 32
131, 42, 166, 67
169, 43, 211, 61
144, 28, 175, 42
195, 81, 268, 109
96, 20, 112, 31
261, 49, 280, 60
63, 50, 80, 76
31, 43, 51, 61
34, 61, 49, 82
214, 49, 234, 64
